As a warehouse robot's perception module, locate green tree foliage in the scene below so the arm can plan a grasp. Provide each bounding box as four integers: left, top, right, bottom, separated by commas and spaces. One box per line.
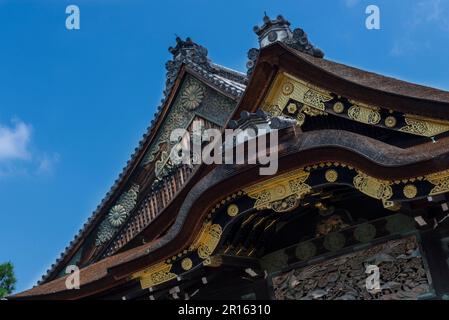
0, 262, 16, 298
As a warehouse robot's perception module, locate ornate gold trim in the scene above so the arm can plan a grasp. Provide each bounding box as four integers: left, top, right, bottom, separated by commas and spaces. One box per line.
194, 223, 223, 259
262, 71, 449, 137
399, 115, 449, 137
131, 262, 176, 290
244, 169, 311, 212
426, 170, 449, 196
353, 172, 393, 201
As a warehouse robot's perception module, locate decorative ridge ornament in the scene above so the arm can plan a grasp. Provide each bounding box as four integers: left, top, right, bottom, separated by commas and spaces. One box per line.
247, 14, 324, 75
165, 36, 216, 98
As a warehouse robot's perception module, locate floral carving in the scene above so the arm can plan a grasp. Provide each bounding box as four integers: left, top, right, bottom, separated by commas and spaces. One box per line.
108, 204, 127, 227
180, 80, 205, 110
272, 236, 431, 300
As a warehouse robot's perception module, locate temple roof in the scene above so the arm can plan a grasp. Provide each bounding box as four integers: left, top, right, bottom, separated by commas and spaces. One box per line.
37, 37, 246, 286
17, 14, 449, 299
240, 41, 449, 121
292, 47, 449, 105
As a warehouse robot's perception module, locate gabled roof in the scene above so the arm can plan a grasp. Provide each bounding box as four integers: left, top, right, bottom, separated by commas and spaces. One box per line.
37, 38, 246, 286
238, 41, 449, 121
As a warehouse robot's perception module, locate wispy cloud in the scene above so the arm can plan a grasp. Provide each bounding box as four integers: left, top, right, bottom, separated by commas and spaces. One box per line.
0, 118, 59, 177
414, 0, 449, 30
0, 119, 32, 161
391, 0, 449, 56
36, 152, 60, 175
344, 0, 359, 8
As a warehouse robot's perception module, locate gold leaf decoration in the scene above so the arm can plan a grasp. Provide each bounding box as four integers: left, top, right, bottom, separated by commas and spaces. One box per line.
195, 223, 223, 259
132, 262, 176, 289
403, 184, 418, 199
353, 172, 393, 201
244, 169, 311, 211
426, 170, 449, 196
181, 258, 193, 271
399, 116, 449, 137
348, 105, 381, 125
325, 169, 338, 183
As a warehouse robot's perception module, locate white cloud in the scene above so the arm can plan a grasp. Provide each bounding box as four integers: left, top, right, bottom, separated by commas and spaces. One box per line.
391, 0, 449, 56
37, 152, 60, 174
0, 118, 59, 177
0, 119, 32, 161
344, 0, 359, 8
415, 0, 449, 29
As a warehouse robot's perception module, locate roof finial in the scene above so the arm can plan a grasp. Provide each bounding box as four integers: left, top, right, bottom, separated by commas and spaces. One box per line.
246, 14, 324, 76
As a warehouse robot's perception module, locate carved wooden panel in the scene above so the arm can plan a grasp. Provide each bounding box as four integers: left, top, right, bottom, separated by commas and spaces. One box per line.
272, 236, 432, 300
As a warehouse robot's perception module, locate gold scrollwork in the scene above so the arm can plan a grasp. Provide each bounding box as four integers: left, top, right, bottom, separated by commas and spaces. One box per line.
244, 169, 311, 212
348, 104, 381, 125
194, 223, 223, 259
400, 116, 449, 137
353, 172, 393, 201
426, 170, 449, 196
132, 262, 176, 290
262, 72, 449, 137
262, 73, 331, 124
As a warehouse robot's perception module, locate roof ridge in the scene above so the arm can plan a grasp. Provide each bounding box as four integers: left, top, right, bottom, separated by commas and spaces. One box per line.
38, 38, 246, 285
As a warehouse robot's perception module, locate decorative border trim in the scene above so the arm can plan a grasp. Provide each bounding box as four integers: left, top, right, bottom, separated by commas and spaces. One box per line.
262, 72, 449, 137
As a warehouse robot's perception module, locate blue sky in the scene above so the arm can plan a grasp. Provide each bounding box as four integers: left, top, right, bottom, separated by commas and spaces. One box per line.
1, 0, 449, 293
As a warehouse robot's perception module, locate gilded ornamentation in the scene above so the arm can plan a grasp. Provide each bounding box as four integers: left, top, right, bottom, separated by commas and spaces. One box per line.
301, 105, 327, 117
353, 173, 393, 201
262, 73, 331, 125
325, 169, 338, 183
244, 169, 311, 211
286, 103, 297, 114
332, 102, 345, 114
195, 223, 223, 259
296, 112, 306, 126
227, 204, 239, 217
385, 116, 397, 128
303, 89, 331, 110
262, 72, 449, 137
271, 194, 300, 213
282, 82, 294, 95
181, 258, 193, 271
403, 184, 418, 199
426, 170, 449, 196
347, 105, 381, 125
132, 262, 176, 289
400, 116, 449, 137
180, 79, 205, 110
